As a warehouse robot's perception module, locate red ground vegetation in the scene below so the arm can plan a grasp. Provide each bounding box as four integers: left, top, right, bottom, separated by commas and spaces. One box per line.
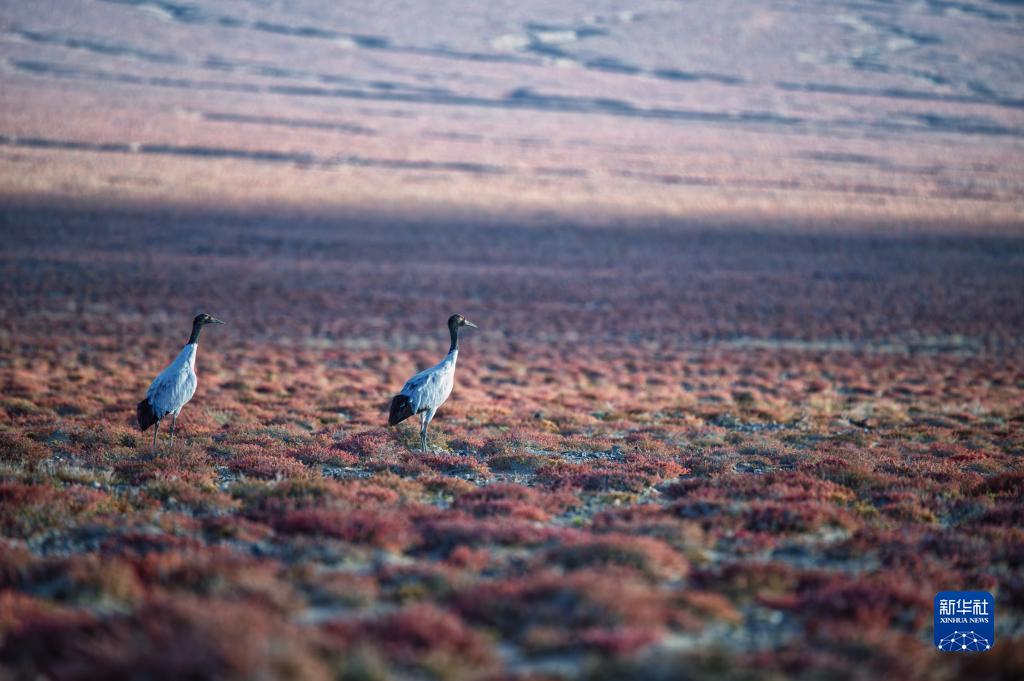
0, 205, 1022, 679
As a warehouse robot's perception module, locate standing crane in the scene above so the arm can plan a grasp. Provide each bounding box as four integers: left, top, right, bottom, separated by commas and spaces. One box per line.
388, 314, 477, 452
137, 313, 224, 452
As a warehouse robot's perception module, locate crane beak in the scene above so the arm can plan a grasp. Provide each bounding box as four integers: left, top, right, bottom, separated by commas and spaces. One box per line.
209, 317, 226, 325
463, 320, 478, 328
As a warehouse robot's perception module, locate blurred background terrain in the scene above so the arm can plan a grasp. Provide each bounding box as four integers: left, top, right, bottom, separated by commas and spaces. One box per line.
1, 0, 1022, 224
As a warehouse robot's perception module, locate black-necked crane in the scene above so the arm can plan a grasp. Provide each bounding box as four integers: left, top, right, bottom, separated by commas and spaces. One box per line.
388, 314, 477, 452
137, 313, 224, 451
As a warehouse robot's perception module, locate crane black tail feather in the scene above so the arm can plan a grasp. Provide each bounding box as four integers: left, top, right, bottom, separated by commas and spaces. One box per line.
388, 394, 414, 426
137, 399, 159, 432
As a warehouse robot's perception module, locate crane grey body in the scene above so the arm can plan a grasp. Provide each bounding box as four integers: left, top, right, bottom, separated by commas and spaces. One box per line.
137, 313, 224, 452
388, 314, 477, 452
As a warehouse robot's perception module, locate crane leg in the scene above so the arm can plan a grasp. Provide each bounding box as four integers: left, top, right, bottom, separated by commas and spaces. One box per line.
420, 412, 429, 453
152, 420, 159, 453
169, 413, 177, 452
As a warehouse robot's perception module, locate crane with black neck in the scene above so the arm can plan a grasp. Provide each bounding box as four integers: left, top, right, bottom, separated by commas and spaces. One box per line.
137, 313, 224, 452
388, 314, 477, 452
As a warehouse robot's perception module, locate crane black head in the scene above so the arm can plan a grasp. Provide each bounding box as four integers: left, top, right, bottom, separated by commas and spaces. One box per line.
189, 313, 225, 344
448, 314, 477, 330
447, 314, 477, 352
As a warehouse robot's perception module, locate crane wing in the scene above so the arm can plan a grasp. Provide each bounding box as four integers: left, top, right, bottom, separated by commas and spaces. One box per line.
402, 370, 439, 413
388, 355, 457, 427
146, 362, 197, 419
401, 368, 433, 394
